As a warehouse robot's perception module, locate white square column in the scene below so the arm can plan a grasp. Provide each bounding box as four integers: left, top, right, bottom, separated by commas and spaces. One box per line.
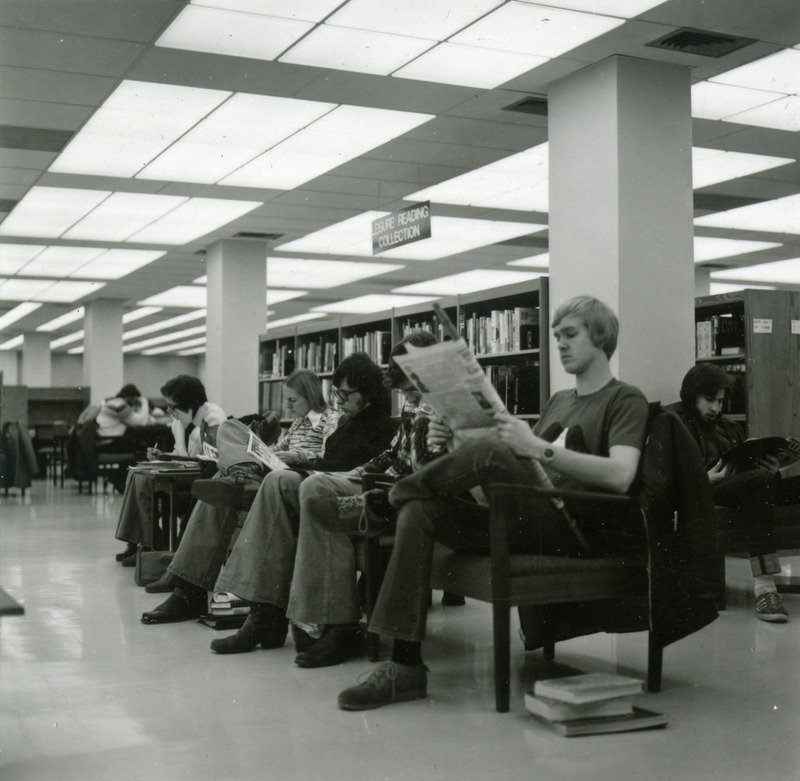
22, 332, 51, 387
83, 299, 124, 403
548, 56, 696, 403
205, 240, 267, 417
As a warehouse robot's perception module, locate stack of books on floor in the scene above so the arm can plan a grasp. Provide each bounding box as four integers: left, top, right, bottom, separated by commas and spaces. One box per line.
525, 672, 667, 736
199, 591, 250, 630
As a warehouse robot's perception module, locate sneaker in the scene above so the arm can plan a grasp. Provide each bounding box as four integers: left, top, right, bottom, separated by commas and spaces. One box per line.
755, 591, 789, 623
337, 489, 390, 533
338, 661, 428, 711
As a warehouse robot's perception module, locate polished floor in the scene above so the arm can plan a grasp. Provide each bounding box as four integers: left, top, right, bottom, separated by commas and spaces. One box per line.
1, 479, 798, 781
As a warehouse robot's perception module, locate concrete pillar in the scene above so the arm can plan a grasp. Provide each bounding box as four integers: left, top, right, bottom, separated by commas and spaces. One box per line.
205, 240, 267, 417
694, 267, 712, 298
21, 332, 51, 386
548, 56, 695, 404
83, 299, 124, 403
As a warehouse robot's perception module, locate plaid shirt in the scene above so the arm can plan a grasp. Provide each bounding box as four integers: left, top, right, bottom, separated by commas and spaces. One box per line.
360, 402, 442, 478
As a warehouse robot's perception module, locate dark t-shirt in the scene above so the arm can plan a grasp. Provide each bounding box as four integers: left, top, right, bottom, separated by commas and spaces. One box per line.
534, 378, 649, 492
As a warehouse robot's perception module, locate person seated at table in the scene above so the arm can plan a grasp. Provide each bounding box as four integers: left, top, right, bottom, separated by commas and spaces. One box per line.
114, 375, 226, 565
335, 295, 649, 710
668, 364, 800, 623
96, 384, 150, 437
211, 331, 443, 664
140, 363, 370, 624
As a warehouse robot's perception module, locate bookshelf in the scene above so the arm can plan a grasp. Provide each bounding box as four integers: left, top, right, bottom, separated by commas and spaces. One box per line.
259, 278, 550, 422
695, 289, 800, 439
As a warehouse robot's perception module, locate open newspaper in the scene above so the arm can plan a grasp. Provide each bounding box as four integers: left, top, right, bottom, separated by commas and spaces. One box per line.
392, 336, 507, 443
246, 430, 288, 472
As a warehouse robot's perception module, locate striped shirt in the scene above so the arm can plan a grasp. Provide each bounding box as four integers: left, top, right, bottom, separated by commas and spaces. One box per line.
276, 407, 342, 466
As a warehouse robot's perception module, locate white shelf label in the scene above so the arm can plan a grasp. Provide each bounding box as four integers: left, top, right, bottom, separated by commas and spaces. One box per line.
752, 318, 772, 334
792, 320, 800, 335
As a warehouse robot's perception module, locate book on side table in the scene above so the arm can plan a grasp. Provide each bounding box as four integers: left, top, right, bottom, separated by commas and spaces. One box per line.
527, 673, 667, 737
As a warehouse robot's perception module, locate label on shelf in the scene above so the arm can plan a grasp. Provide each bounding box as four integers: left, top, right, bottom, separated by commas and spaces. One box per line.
791, 320, 800, 335
752, 318, 772, 334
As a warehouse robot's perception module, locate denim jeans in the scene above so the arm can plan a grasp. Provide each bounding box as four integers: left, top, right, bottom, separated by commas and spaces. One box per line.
369, 436, 583, 642
214, 470, 304, 608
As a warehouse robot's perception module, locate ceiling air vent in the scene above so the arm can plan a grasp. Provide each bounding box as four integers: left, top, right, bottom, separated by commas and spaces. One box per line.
233, 231, 284, 240
646, 28, 756, 58
503, 96, 548, 116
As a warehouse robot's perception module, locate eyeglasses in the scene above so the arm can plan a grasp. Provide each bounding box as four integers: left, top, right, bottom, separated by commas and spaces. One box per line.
333, 387, 359, 403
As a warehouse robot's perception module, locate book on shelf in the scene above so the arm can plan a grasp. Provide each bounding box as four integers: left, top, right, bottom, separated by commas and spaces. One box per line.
524, 692, 635, 722
721, 436, 800, 473
530, 706, 667, 737
533, 672, 644, 704
695, 320, 713, 358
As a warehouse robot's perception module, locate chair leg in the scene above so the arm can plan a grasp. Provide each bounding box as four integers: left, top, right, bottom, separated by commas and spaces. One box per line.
647, 632, 663, 693
492, 601, 511, 713
363, 536, 382, 662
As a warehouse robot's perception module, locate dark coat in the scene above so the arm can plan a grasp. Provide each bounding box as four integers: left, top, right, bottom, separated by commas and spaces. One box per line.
314, 403, 396, 473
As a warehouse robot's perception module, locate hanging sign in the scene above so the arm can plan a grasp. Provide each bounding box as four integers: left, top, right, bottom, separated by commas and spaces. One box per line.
372, 201, 431, 253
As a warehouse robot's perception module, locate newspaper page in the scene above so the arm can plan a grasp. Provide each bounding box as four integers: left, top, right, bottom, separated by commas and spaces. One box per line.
393, 337, 507, 442
246, 431, 288, 471
201, 440, 219, 462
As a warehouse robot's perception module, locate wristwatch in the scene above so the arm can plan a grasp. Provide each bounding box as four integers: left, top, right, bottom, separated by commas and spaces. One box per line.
539, 446, 556, 464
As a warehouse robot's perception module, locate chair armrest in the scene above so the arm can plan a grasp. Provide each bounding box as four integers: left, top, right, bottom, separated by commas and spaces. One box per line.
362, 473, 397, 491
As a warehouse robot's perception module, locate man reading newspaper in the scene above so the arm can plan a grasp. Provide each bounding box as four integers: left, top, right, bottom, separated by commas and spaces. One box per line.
337, 295, 649, 712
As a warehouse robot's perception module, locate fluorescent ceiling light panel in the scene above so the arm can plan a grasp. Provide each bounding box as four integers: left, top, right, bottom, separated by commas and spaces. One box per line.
176, 346, 207, 356
64, 192, 188, 242
192, 1, 342, 22
0, 278, 54, 300
408, 144, 549, 212
379, 217, 546, 261
35, 280, 106, 303
0, 302, 42, 331
313, 294, 438, 314
692, 147, 794, 189
709, 282, 775, 295
711, 258, 800, 285
124, 325, 207, 353
508, 253, 550, 267
329, 0, 503, 39
394, 43, 548, 89
393, 269, 544, 295
710, 49, 800, 95
452, 2, 625, 58
0, 188, 110, 239
138, 286, 208, 308
693, 237, 782, 263
267, 312, 327, 329
50, 330, 85, 349
221, 106, 432, 189
193, 276, 208, 285
36, 307, 84, 332
67, 346, 84, 354
128, 198, 262, 244
156, 5, 313, 60
266, 289, 306, 305
695, 193, 800, 235
0, 335, 23, 350
266, 258, 402, 288
143, 337, 207, 355
124, 310, 207, 340
137, 93, 336, 184
50, 80, 230, 178
0, 244, 46, 274
691, 81, 782, 121
21, 246, 105, 278
517, 0, 664, 15
280, 25, 435, 76
726, 95, 800, 132
276, 211, 387, 255
74, 250, 166, 280
122, 307, 163, 324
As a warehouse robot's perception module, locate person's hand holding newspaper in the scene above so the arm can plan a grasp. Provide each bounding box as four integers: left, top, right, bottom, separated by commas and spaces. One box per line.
494, 412, 550, 459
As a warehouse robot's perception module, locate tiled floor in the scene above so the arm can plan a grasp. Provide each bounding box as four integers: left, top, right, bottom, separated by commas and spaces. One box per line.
1, 480, 798, 781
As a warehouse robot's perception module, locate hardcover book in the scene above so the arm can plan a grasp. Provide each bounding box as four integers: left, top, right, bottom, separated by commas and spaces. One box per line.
533, 673, 644, 704
530, 706, 667, 737
524, 693, 635, 722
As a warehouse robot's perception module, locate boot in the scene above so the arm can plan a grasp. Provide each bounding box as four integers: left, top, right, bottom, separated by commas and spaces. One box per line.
141, 580, 205, 624
210, 604, 288, 654
294, 624, 363, 668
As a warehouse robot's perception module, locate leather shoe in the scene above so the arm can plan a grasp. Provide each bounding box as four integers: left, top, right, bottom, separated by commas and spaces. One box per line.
121, 553, 137, 567
145, 569, 177, 593
292, 623, 317, 654
115, 543, 137, 562
295, 625, 363, 668
141, 591, 203, 624
210, 605, 287, 654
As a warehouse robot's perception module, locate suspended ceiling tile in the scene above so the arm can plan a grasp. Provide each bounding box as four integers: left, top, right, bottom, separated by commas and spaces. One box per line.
331, 157, 467, 187
0, 65, 117, 105
0, 166, 40, 186
0, 27, 144, 77
0, 148, 56, 170
373, 138, 512, 169
271, 189, 383, 213
0, 97, 93, 131
401, 115, 544, 152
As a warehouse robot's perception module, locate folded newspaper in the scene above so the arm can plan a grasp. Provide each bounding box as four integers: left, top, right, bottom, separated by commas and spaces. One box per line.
246, 431, 288, 471
392, 337, 507, 442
